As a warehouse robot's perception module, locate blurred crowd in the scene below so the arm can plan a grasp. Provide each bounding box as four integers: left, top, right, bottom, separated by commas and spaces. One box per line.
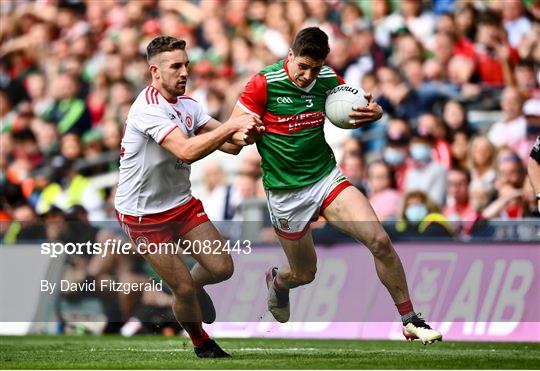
1, 0, 540, 246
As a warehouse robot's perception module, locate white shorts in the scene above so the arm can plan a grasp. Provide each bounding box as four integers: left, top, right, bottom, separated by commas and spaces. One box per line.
265, 167, 352, 240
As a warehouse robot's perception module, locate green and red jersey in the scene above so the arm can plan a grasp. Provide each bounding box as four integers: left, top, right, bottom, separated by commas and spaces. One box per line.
238, 59, 344, 190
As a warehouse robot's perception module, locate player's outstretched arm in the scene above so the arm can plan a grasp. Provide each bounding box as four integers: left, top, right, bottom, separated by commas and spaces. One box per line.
161, 115, 261, 163
197, 118, 265, 155
348, 93, 383, 127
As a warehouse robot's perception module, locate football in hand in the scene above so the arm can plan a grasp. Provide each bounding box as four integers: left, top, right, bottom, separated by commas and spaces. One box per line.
325, 84, 368, 129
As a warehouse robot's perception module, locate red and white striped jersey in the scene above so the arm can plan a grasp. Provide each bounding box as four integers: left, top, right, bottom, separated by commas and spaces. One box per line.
115, 86, 211, 216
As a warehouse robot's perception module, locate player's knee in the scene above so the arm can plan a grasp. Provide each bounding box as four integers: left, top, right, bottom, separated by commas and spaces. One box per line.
212, 260, 234, 282
368, 232, 394, 260
172, 282, 196, 301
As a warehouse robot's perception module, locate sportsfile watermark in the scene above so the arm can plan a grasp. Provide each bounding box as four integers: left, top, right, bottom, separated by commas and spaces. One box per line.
40, 238, 253, 258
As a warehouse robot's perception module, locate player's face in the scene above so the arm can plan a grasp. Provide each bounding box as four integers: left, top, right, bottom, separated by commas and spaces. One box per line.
287, 51, 324, 88
153, 49, 189, 97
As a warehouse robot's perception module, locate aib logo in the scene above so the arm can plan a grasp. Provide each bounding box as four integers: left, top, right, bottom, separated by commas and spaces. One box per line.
277, 97, 293, 104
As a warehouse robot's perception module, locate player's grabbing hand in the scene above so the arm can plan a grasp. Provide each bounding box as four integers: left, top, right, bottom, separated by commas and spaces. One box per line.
348, 93, 383, 127
228, 114, 265, 146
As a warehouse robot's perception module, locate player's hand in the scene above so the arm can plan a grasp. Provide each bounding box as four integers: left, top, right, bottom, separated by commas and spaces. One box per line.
348, 93, 383, 127
229, 115, 264, 146
243, 123, 265, 144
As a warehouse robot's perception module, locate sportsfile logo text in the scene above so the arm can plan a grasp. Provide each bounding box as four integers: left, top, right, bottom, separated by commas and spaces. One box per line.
40, 239, 252, 258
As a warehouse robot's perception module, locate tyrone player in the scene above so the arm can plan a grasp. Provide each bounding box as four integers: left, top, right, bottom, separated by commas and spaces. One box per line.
115, 36, 262, 358
231, 27, 442, 344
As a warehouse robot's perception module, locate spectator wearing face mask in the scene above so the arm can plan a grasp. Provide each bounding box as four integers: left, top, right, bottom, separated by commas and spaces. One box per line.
404, 130, 447, 206
390, 191, 454, 239
382, 117, 411, 192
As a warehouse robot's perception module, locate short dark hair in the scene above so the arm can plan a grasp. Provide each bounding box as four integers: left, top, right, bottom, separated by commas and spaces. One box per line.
449, 165, 471, 184
291, 27, 330, 60
146, 36, 186, 62
478, 10, 501, 27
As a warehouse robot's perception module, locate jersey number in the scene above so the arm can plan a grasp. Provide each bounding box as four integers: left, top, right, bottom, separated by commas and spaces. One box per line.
305, 99, 313, 108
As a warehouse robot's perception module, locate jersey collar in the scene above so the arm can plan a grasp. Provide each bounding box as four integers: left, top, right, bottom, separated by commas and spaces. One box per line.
150, 84, 178, 104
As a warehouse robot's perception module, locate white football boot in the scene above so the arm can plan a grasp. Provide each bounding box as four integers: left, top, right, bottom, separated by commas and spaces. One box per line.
265, 267, 290, 323
403, 315, 443, 345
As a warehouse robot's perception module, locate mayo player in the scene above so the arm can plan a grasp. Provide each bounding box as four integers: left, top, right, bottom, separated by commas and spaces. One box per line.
231, 27, 442, 344
115, 36, 262, 358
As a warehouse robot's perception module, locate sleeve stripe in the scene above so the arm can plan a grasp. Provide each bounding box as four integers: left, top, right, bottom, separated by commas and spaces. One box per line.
236, 101, 261, 118
158, 124, 177, 144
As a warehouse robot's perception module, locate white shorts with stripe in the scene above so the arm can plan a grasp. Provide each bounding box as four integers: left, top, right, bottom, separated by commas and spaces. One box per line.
265, 167, 352, 240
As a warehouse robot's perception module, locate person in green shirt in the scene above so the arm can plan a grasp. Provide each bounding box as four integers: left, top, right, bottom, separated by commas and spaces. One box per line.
232, 27, 441, 344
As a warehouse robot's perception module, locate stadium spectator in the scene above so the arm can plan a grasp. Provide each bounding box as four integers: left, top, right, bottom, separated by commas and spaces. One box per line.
367, 160, 401, 220
372, 0, 403, 50
2, 202, 46, 244
488, 87, 527, 154
392, 33, 424, 68
404, 130, 447, 206
201, 163, 230, 222
469, 179, 497, 214
469, 135, 497, 186
502, 0, 532, 48
343, 20, 385, 87
41, 73, 92, 136
383, 118, 411, 192
450, 129, 471, 169
427, 31, 455, 78
417, 113, 452, 169
341, 152, 366, 193
484, 153, 528, 219
377, 66, 429, 120
454, 3, 478, 42
468, 11, 519, 87
35, 155, 106, 221
443, 166, 479, 234
401, 58, 423, 89
391, 190, 454, 239
442, 99, 475, 136
401, 0, 436, 47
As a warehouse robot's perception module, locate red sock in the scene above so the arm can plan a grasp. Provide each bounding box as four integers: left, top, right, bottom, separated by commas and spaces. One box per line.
396, 300, 414, 315
190, 329, 210, 347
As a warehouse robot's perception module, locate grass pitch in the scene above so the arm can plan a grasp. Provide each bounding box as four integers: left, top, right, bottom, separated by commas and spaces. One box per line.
1, 335, 539, 369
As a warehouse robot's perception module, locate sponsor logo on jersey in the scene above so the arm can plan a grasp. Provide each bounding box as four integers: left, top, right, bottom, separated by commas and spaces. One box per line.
196, 212, 206, 218
328, 85, 359, 95
278, 218, 290, 230
276, 97, 293, 104
168, 112, 176, 120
